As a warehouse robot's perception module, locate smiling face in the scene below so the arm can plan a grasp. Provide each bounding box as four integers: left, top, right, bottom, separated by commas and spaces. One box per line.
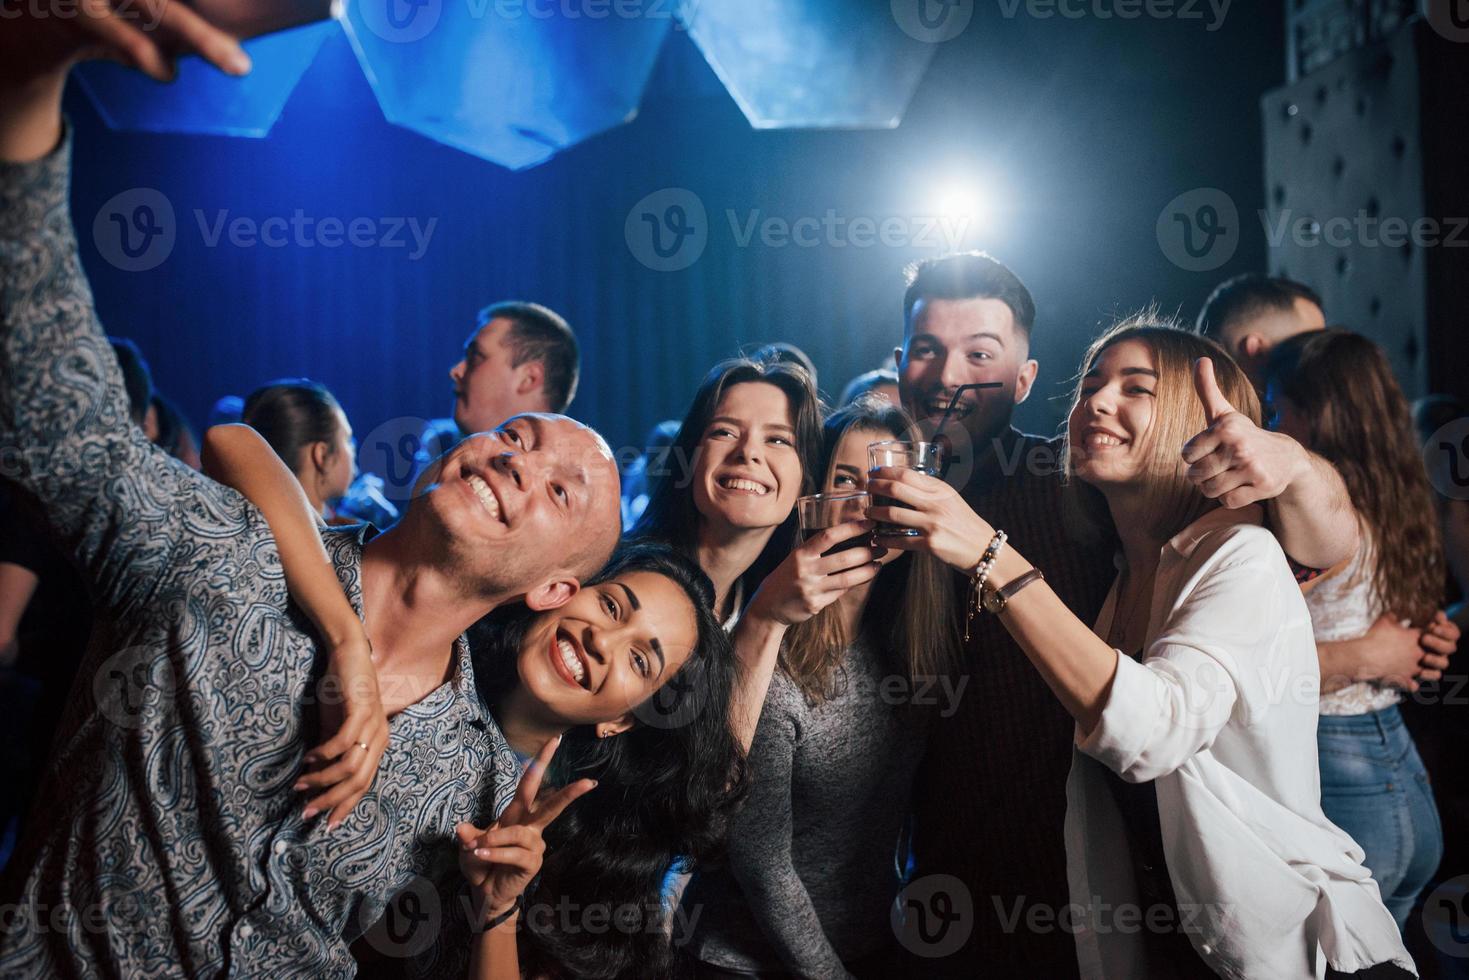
691, 382, 803, 533
515, 569, 699, 733
897, 296, 1038, 448
1067, 338, 1162, 490
412, 412, 621, 598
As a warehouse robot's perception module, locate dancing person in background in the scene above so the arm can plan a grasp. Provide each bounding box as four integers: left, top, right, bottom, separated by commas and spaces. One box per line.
242, 378, 358, 520
871, 317, 1412, 978
0, 18, 626, 972
683, 396, 960, 978
893, 254, 1361, 978
1263, 329, 1458, 931
1194, 273, 1325, 386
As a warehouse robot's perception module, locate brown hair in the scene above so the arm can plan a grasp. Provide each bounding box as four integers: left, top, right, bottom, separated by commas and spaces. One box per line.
1263, 329, 1443, 624
1063, 313, 1262, 546
780, 396, 960, 704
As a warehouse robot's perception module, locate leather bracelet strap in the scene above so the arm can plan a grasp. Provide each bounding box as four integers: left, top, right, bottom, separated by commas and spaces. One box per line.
985, 568, 1044, 615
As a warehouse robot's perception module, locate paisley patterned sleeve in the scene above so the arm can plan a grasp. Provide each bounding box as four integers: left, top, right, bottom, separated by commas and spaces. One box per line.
0, 126, 251, 613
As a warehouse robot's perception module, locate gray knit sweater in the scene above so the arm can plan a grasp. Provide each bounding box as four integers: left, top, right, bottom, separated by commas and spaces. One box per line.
682, 638, 931, 978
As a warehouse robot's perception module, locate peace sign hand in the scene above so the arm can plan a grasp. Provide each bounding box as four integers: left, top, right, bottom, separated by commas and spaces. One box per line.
455, 734, 597, 925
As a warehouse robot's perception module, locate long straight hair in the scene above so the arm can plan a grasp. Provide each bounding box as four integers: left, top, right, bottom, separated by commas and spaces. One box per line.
630, 358, 823, 601
1062, 314, 1261, 547
1263, 329, 1443, 624
780, 397, 961, 703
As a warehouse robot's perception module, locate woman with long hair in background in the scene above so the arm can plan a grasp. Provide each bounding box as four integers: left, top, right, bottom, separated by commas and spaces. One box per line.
1263, 328, 1452, 931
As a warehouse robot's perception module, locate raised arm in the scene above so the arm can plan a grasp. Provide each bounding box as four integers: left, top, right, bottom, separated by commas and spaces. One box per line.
0, 10, 249, 612
202, 423, 387, 828
1182, 357, 1357, 569
728, 520, 878, 751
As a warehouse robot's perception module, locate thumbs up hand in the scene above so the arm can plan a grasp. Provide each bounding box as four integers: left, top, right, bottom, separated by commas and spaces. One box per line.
1180, 356, 1309, 509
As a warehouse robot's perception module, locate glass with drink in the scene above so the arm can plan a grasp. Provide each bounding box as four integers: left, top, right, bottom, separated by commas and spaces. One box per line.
796, 491, 871, 557
867, 440, 945, 537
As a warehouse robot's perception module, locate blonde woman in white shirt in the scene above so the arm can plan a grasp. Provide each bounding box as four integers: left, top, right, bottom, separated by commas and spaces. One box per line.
867, 317, 1413, 979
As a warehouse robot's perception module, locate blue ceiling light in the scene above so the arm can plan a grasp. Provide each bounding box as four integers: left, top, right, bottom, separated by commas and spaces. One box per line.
75, 21, 338, 138
341, 0, 673, 170
679, 0, 938, 129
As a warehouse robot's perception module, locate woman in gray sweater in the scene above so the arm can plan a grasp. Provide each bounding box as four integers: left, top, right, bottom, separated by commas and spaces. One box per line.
682, 398, 960, 978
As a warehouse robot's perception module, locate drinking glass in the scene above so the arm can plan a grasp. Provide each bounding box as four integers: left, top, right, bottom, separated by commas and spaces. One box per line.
867, 440, 944, 537
796, 491, 870, 556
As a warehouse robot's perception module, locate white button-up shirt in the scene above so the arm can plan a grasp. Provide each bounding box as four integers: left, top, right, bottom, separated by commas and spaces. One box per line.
1065, 505, 1414, 979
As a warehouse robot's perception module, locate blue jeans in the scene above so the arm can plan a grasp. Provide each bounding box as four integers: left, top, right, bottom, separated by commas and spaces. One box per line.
1318, 704, 1443, 930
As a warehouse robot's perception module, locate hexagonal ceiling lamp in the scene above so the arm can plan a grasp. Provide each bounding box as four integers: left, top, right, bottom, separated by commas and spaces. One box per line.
680, 0, 937, 129
75, 20, 338, 138
341, 0, 673, 170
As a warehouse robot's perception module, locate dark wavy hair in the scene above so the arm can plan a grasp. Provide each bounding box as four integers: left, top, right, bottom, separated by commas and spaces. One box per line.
629, 358, 822, 607
470, 543, 750, 980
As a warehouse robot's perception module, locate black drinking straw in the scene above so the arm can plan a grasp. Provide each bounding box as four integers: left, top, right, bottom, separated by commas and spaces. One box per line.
932, 382, 1003, 441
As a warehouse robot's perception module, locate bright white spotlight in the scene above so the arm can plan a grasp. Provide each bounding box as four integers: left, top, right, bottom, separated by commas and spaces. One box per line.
927, 180, 991, 247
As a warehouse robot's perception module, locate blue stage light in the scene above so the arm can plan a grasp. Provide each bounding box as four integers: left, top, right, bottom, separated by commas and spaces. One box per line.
341, 0, 673, 170
680, 0, 937, 129
75, 21, 338, 139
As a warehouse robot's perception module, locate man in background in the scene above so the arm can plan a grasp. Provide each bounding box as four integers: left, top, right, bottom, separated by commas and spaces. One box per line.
1195, 273, 1326, 386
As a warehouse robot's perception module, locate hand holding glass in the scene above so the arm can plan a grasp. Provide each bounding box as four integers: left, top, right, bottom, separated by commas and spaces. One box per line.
868, 441, 944, 537
796, 492, 871, 556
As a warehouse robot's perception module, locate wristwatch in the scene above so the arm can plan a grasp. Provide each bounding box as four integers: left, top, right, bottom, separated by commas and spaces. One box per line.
981, 568, 1044, 615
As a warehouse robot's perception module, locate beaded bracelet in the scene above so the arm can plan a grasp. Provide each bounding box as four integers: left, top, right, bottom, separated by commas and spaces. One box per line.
965, 530, 1007, 642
